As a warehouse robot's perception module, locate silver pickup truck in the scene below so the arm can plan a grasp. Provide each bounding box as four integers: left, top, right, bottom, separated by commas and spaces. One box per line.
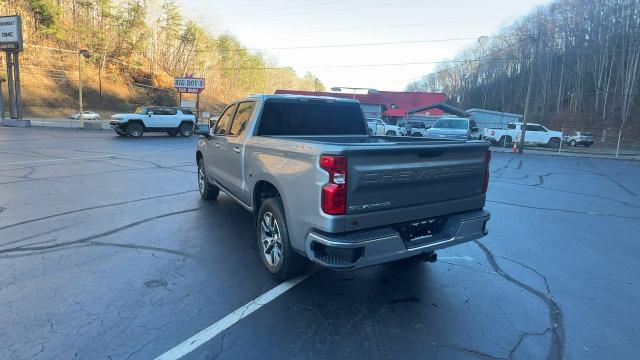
195, 95, 491, 279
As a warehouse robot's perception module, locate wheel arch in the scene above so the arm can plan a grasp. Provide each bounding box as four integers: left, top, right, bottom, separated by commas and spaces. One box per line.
126, 119, 146, 129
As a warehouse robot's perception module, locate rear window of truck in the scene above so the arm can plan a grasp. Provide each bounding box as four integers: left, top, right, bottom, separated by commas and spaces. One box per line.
257, 100, 367, 136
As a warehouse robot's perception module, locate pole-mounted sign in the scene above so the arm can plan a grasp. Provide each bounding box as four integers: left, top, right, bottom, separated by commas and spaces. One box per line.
1, 15, 25, 124
174, 76, 205, 94
0, 15, 23, 52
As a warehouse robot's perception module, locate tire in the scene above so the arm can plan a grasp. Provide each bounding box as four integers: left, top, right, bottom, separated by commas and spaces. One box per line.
167, 131, 179, 136
498, 136, 512, 147
257, 197, 308, 280
197, 159, 219, 200
386, 130, 396, 136
126, 123, 144, 137
547, 138, 561, 148
178, 123, 193, 137
570, 140, 577, 147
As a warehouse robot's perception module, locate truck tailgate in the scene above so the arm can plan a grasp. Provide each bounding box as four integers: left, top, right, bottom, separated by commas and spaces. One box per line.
346, 142, 488, 229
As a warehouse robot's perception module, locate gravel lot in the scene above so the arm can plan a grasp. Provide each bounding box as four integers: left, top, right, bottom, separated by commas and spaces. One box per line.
1, 127, 639, 360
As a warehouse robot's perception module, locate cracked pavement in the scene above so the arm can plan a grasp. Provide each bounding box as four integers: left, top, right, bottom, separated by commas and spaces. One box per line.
1, 127, 639, 359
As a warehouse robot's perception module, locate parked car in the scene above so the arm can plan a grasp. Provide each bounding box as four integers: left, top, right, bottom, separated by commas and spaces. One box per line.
425, 117, 481, 140
194, 94, 491, 279
564, 131, 594, 147
366, 118, 386, 135
398, 120, 427, 136
483, 122, 563, 148
68, 111, 100, 120
109, 106, 196, 137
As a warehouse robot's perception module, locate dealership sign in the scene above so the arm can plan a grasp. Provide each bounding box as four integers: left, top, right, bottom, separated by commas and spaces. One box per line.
174, 76, 205, 94
0, 15, 23, 52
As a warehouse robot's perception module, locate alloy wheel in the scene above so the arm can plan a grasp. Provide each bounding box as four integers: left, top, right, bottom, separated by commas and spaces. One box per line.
260, 212, 283, 267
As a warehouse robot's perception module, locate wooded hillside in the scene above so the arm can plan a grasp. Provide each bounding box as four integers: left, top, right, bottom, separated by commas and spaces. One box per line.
407, 0, 640, 139
1, 0, 324, 116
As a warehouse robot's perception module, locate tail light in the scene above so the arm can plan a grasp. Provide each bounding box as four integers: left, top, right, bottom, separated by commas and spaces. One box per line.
320, 155, 347, 215
482, 149, 491, 193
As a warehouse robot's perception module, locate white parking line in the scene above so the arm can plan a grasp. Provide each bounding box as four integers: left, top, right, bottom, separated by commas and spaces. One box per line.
154, 270, 315, 360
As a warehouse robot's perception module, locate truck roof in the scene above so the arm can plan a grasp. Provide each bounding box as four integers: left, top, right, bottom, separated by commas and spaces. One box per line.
509, 122, 542, 126
242, 94, 359, 104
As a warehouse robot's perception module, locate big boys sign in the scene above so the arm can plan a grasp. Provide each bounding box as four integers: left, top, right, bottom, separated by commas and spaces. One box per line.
174, 76, 205, 94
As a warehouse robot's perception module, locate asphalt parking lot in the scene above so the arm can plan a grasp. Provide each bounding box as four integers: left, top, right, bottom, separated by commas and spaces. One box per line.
1, 127, 639, 360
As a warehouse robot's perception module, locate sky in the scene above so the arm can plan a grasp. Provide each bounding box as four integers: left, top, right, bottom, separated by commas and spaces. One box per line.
176, 0, 551, 92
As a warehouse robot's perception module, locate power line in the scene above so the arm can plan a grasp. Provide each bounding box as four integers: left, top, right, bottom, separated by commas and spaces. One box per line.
214, 58, 520, 71
260, 18, 489, 37
384, 36, 532, 86
221, 35, 523, 52
220, 0, 424, 23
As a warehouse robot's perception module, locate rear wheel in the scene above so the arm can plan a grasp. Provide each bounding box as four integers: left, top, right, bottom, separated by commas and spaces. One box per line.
257, 197, 308, 280
570, 139, 577, 147
179, 123, 193, 137
386, 130, 396, 136
498, 136, 512, 147
197, 159, 219, 200
126, 123, 144, 137
547, 138, 561, 148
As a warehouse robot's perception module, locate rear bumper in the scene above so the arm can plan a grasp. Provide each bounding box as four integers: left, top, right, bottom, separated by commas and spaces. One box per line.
304, 209, 489, 269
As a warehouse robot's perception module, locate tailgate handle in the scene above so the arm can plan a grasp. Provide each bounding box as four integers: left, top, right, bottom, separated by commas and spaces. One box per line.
418, 150, 445, 158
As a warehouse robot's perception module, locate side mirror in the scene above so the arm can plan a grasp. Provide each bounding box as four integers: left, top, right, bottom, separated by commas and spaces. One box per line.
194, 123, 210, 136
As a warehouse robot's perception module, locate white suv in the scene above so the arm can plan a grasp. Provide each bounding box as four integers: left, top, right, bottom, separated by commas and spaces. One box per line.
110, 106, 197, 137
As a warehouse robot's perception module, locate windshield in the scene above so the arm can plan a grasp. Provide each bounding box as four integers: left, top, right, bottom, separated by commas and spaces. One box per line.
432, 119, 468, 130
134, 106, 148, 115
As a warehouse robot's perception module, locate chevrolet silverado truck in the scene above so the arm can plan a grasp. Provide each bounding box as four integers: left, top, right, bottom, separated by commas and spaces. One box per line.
110, 106, 196, 137
195, 95, 491, 279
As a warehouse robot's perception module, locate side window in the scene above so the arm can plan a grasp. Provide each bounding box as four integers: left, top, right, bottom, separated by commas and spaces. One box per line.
229, 102, 255, 136
377, 120, 384, 125
165, 108, 177, 115
507, 124, 516, 130
214, 104, 238, 135
470, 120, 478, 129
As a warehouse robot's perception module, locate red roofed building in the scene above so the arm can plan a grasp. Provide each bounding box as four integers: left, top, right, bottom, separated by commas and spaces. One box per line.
274, 90, 446, 122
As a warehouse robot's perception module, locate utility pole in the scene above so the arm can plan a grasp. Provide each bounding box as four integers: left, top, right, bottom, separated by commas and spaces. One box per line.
518, 34, 539, 154
6, 52, 16, 119
77, 49, 91, 128
0, 77, 4, 122
14, 52, 22, 119
99, 54, 104, 115
78, 50, 84, 128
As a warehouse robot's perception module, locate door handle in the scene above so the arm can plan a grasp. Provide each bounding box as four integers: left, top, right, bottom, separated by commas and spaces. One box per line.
233, 147, 241, 153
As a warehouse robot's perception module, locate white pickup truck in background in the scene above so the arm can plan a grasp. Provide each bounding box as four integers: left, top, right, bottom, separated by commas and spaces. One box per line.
483, 122, 563, 148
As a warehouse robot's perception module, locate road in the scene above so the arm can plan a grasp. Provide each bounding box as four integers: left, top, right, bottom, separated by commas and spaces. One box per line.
1, 127, 639, 360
